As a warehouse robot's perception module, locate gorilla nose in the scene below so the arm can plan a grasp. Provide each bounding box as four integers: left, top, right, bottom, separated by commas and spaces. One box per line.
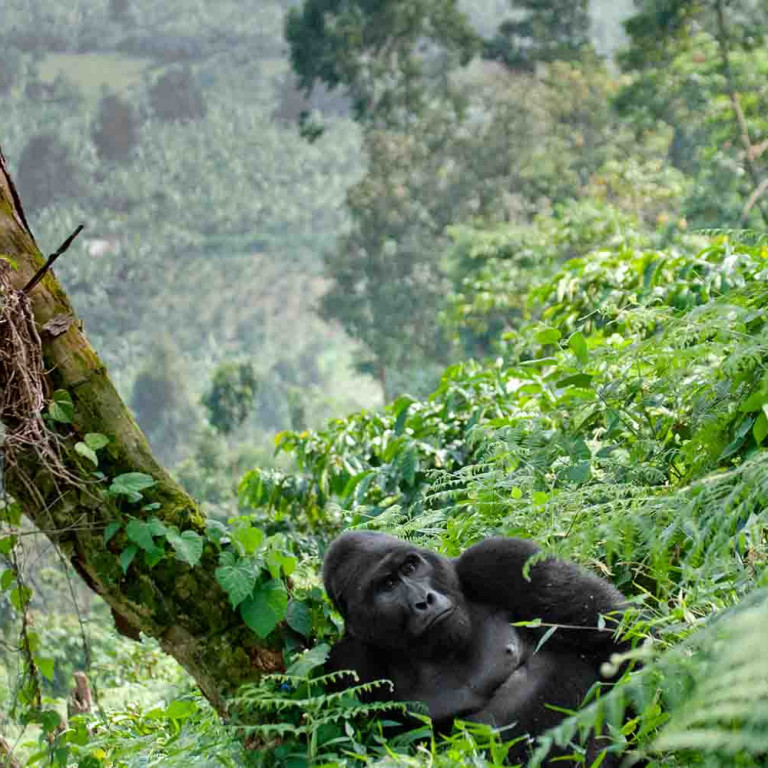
415, 591, 437, 611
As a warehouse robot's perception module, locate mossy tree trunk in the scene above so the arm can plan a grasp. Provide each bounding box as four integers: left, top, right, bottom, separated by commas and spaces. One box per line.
0, 147, 283, 714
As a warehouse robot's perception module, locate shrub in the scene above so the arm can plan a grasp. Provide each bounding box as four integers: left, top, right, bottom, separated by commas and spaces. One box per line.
148, 66, 207, 122
15, 133, 81, 212
91, 92, 141, 163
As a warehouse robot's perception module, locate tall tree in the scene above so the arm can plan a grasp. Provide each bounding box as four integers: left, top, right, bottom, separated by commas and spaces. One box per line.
0, 148, 287, 723
287, 0, 479, 400
319, 116, 457, 402
484, 0, 593, 71
285, 0, 479, 127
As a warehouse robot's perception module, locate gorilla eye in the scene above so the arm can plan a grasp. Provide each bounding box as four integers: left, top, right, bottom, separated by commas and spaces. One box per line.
382, 575, 399, 592
401, 558, 418, 576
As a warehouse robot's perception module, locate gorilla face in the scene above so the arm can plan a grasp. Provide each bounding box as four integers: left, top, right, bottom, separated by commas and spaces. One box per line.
323, 531, 471, 656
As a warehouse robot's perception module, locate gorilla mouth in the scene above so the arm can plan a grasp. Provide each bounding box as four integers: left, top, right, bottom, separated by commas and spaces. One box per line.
424, 607, 454, 632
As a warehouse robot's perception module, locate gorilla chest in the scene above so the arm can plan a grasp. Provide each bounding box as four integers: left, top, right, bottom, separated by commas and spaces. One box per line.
392, 606, 527, 724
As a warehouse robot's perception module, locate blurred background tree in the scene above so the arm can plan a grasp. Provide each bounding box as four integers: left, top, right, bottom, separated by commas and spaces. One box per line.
285, 0, 479, 127
15, 132, 82, 212
92, 91, 141, 163
202, 360, 258, 435
148, 66, 207, 122
484, 0, 592, 71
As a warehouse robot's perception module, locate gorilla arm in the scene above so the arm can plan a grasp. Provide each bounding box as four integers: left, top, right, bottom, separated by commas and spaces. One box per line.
325, 634, 392, 695
455, 538, 628, 653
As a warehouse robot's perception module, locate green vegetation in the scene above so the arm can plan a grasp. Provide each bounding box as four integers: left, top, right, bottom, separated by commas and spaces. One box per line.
3, 0, 768, 766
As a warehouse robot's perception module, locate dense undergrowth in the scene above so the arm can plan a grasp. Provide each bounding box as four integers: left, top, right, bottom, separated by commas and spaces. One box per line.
4, 217, 767, 768
232, 225, 768, 767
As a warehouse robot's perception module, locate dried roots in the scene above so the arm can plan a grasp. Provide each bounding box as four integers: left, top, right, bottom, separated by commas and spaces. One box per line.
0, 260, 59, 476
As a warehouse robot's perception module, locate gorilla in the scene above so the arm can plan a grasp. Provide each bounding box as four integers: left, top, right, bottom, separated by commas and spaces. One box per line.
323, 532, 630, 765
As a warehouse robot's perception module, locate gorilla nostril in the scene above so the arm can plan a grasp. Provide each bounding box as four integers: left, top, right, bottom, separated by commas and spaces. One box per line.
415, 592, 436, 611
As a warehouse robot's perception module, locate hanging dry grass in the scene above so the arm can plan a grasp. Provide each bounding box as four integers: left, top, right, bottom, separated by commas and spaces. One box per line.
0, 258, 59, 474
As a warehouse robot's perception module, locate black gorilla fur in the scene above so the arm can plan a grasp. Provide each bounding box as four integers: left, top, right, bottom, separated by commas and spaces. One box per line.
323, 531, 629, 765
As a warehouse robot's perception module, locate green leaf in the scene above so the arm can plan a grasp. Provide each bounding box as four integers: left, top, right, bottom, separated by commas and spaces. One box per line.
533, 625, 559, 655
216, 559, 257, 608
556, 373, 593, 389
9, 585, 32, 610
232, 525, 264, 556
536, 327, 562, 345
48, 390, 74, 423
341, 470, 373, 501
240, 579, 288, 638
392, 395, 415, 435
165, 699, 198, 720
39, 710, 61, 735
266, 550, 297, 579
754, 412, 768, 445
286, 600, 312, 637
84, 432, 109, 450
1, 569, 15, 591
568, 331, 589, 364
513, 618, 542, 628
146, 517, 167, 537
397, 447, 418, 486
104, 521, 122, 544
37, 657, 55, 682
0, 502, 22, 526
75, 441, 98, 466
126, 519, 157, 552
0, 535, 16, 555
720, 415, 756, 460
109, 472, 156, 499
286, 644, 330, 677
740, 390, 768, 412
564, 460, 592, 484
166, 530, 203, 567
119, 545, 138, 574
143, 546, 166, 568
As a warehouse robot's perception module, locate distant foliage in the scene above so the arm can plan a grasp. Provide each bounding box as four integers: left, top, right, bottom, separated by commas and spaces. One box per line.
485, 0, 592, 71
91, 91, 141, 163
148, 66, 207, 122
616, 1, 768, 228
108, 0, 133, 24
15, 133, 81, 212
272, 71, 351, 123
130, 340, 199, 465
0, 47, 22, 94
202, 361, 258, 435
286, 0, 479, 125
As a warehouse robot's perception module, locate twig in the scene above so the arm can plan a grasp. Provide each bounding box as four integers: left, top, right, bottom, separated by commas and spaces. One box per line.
22, 224, 85, 294
740, 176, 768, 224
0, 735, 22, 768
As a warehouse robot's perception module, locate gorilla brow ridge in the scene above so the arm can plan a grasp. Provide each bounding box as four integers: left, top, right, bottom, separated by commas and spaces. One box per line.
323, 531, 408, 614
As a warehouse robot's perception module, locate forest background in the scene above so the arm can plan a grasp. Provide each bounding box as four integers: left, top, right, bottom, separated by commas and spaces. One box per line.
2, 0, 768, 766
